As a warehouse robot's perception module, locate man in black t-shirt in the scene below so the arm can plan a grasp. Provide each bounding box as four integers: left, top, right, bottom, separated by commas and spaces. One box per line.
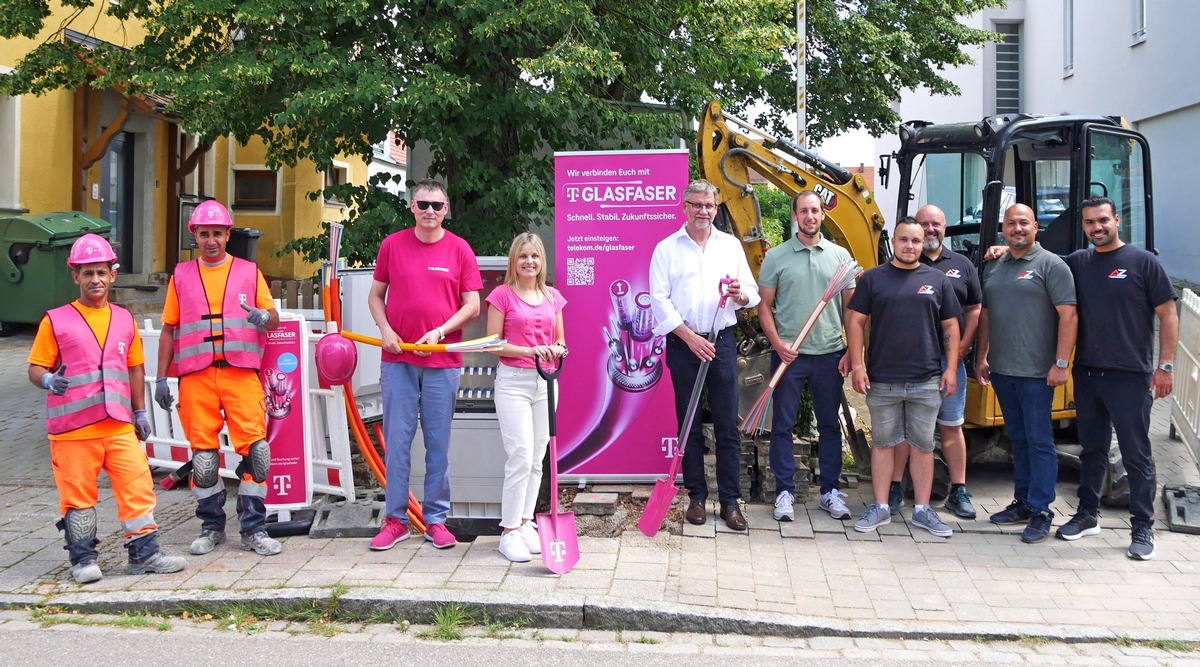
889, 206, 983, 520
846, 219, 962, 538
1056, 197, 1178, 561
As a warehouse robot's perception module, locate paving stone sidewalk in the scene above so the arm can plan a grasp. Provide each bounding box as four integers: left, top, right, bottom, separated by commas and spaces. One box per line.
2, 329, 1199, 642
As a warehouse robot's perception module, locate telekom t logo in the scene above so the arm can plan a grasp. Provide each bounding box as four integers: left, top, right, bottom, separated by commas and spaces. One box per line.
272, 475, 292, 495
548, 541, 567, 563
661, 437, 679, 458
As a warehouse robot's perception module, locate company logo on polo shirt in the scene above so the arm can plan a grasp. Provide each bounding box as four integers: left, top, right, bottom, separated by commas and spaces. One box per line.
945, 269, 961, 278
1016, 271, 1037, 281
917, 285, 935, 295
1109, 269, 1128, 279
428, 266, 450, 273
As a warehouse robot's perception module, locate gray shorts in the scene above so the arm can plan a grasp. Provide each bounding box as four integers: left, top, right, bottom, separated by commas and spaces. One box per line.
865, 379, 942, 452
937, 357, 968, 427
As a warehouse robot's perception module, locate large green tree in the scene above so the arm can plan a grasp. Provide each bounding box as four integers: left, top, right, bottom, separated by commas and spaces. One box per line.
1, 0, 1002, 260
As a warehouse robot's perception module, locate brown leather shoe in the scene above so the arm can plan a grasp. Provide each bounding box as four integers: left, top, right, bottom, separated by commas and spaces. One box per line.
685, 499, 707, 525
720, 503, 748, 531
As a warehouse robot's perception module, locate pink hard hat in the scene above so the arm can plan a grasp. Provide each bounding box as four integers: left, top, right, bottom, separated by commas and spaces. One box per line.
67, 233, 118, 268
315, 332, 358, 387
187, 200, 234, 233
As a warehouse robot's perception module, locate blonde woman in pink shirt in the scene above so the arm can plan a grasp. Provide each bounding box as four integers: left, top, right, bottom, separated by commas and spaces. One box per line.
486, 233, 568, 562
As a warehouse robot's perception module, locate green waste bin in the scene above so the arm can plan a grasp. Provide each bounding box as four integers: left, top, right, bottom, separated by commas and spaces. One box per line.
0, 211, 112, 327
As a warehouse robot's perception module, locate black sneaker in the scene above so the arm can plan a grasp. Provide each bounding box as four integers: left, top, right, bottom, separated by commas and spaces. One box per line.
990, 500, 1033, 525
1021, 512, 1053, 544
1055, 511, 1100, 541
943, 486, 977, 520
1127, 525, 1156, 561
888, 481, 904, 516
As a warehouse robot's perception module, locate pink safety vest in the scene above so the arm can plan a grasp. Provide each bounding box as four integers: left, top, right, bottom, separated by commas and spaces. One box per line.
45, 304, 135, 435
172, 257, 266, 375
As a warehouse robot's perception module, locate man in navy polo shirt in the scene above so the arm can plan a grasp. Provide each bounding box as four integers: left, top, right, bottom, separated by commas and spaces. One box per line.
1056, 197, 1177, 560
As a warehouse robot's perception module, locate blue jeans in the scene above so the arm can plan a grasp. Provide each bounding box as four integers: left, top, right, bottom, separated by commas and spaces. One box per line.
665, 328, 741, 506
990, 373, 1057, 515
381, 362, 461, 525
1074, 367, 1156, 528
769, 349, 845, 496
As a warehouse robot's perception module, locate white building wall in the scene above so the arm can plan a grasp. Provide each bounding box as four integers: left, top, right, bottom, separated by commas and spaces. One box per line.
874, 0, 1200, 282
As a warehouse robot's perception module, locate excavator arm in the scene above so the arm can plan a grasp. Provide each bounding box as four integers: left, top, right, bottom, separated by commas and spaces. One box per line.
696, 102, 889, 278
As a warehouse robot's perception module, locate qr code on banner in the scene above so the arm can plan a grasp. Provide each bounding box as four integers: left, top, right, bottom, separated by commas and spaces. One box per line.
566, 257, 595, 286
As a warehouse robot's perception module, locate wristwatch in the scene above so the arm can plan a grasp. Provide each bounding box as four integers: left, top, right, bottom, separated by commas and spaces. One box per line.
1054, 358, 1069, 369
1159, 362, 1174, 373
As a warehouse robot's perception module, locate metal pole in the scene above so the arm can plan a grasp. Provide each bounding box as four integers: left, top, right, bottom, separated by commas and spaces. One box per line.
796, 1, 807, 148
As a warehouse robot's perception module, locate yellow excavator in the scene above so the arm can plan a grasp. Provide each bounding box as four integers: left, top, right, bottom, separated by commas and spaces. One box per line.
698, 102, 1155, 504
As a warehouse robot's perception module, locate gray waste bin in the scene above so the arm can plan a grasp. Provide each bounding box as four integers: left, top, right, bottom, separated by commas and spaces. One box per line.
228, 227, 263, 262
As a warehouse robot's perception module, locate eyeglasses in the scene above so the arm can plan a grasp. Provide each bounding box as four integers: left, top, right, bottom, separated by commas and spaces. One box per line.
415, 200, 446, 211
684, 201, 717, 211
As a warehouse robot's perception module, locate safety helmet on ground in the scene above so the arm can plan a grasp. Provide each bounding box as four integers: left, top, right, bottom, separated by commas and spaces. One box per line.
67, 233, 118, 269
187, 200, 234, 233
315, 330, 358, 387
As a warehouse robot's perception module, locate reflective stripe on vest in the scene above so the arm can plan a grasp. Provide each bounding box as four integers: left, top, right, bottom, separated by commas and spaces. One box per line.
45, 304, 136, 435
173, 257, 266, 375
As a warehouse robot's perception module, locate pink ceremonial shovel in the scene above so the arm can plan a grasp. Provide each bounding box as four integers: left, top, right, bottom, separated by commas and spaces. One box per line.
638, 277, 732, 537
536, 355, 579, 574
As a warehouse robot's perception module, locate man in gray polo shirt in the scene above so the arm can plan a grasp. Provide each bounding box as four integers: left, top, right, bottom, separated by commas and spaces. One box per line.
757, 190, 856, 522
976, 203, 1077, 544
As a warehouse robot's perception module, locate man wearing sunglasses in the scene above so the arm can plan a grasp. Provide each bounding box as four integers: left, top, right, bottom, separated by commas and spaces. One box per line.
368, 179, 483, 551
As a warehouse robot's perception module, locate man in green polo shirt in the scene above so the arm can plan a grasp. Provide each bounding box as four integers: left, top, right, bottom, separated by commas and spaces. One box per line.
757, 190, 856, 522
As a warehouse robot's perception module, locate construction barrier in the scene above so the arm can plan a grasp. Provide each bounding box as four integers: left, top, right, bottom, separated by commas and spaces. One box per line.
1172, 288, 1200, 469
138, 310, 356, 510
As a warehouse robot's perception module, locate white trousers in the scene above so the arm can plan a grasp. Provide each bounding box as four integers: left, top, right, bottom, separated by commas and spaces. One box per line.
494, 365, 554, 529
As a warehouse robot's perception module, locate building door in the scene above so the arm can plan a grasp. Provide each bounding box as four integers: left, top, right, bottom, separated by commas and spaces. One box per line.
100, 131, 135, 270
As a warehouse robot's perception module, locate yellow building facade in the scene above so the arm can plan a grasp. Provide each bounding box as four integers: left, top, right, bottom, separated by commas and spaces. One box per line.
0, 3, 365, 281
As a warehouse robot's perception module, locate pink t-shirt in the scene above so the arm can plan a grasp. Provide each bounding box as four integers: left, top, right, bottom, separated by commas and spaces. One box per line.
485, 285, 567, 369
373, 228, 483, 368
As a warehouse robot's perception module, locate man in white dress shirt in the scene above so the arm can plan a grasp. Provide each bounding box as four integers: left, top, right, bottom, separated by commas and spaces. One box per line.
649, 180, 759, 530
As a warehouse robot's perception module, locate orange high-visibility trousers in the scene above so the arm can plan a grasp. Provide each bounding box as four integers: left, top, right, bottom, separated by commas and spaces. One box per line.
49, 431, 157, 539
177, 365, 267, 455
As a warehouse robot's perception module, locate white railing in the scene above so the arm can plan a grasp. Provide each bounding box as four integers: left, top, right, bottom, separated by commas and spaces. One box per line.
1172, 288, 1200, 469
138, 311, 356, 506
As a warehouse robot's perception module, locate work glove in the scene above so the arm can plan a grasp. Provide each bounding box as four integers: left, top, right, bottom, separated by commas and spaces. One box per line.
41, 366, 69, 396
240, 302, 272, 328
154, 377, 174, 411
133, 409, 151, 441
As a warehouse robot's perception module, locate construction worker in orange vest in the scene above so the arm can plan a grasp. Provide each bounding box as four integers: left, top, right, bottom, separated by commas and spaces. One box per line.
155, 200, 283, 556
27, 234, 187, 584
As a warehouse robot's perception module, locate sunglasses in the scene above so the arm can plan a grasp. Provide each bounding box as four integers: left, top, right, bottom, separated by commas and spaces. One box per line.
415, 200, 446, 211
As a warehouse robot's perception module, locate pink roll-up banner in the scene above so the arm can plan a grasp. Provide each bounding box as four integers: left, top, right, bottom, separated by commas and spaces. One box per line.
554, 149, 689, 479
261, 316, 312, 509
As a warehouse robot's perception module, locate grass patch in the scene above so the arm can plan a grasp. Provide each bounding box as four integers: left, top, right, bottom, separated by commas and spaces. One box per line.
1148, 639, 1197, 653
31, 609, 170, 632
417, 604, 475, 641
1114, 636, 1135, 647
482, 614, 527, 640
1019, 635, 1051, 646
633, 635, 660, 645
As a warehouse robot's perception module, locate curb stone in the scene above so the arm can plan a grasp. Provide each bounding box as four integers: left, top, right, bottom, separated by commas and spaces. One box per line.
14, 587, 1200, 645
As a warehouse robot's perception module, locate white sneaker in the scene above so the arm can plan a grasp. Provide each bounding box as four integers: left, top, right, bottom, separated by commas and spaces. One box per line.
773, 490, 795, 521
820, 490, 852, 520
518, 522, 541, 554
499, 530, 531, 563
